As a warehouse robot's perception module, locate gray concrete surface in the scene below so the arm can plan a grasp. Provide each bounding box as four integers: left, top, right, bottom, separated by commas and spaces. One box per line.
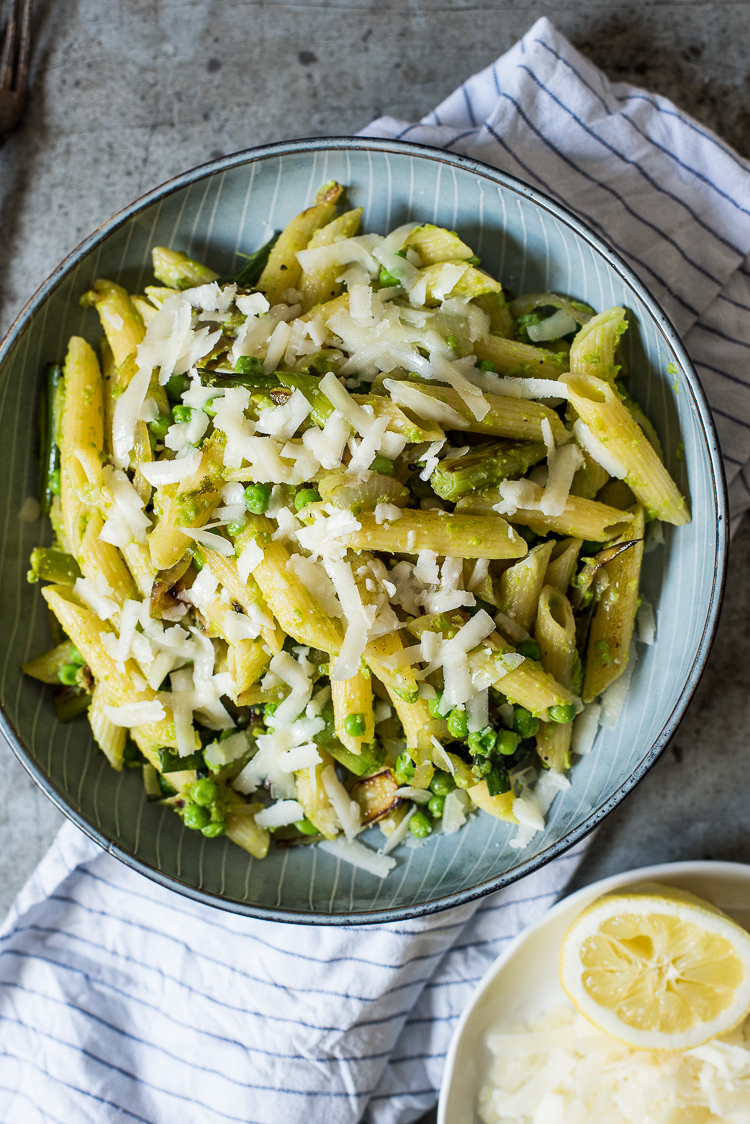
1, 0, 749, 1115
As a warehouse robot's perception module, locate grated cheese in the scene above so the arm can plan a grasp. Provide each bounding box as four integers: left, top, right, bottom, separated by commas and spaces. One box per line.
573, 418, 628, 478
103, 700, 166, 726
139, 450, 202, 487
319, 836, 397, 878
479, 1005, 750, 1124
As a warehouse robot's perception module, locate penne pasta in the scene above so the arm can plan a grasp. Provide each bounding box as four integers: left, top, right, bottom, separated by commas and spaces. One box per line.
583, 505, 645, 702
563, 372, 690, 525
24, 181, 688, 863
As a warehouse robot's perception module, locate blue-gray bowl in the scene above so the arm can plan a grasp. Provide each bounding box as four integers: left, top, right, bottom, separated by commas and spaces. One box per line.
0, 138, 727, 924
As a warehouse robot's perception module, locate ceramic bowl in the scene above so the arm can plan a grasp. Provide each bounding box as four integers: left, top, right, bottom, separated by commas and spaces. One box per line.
0, 138, 727, 923
438, 860, 750, 1122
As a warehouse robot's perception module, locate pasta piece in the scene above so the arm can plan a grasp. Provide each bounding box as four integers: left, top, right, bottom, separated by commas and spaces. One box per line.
295, 749, 339, 839
535, 585, 578, 772
299, 207, 363, 311
583, 505, 645, 702
41, 585, 185, 758
130, 294, 159, 327
473, 335, 569, 379
468, 781, 517, 823
59, 337, 104, 554
403, 224, 474, 264
88, 682, 126, 771
148, 439, 225, 571
416, 261, 504, 305
331, 671, 374, 756
499, 541, 555, 633
544, 538, 583, 594
231, 521, 344, 655
456, 482, 634, 542
385, 381, 567, 443
258, 181, 343, 304
569, 306, 626, 384
570, 449, 610, 499
342, 509, 528, 560
78, 509, 137, 607
151, 247, 219, 290
563, 372, 690, 525
225, 805, 270, 858
121, 542, 157, 599
80, 280, 145, 368
408, 614, 578, 720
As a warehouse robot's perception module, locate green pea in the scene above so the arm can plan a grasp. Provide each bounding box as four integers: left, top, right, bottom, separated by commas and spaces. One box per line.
447, 708, 469, 739
486, 767, 511, 797
512, 706, 539, 739
548, 702, 576, 724
343, 712, 366, 737
428, 794, 445, 818
496, 730, 521, 756
190, 778, 218, 806
69, 647, 86, 667
369, 455, 395, 477
409, 809, 433, 838
379, 266, 401, 288
201, 821, 226, 838
149, 413, 171, 438
225, 519, 247, 538
294, 487, 321, 512
517, 639, 541, 661
171, 404, 193, 425
166, 373, 190, 402
57, 664, 79, 686
394, 753, 415, 786
295, 818, 320, 836
235, 355, 264, 376
468, 727, 497, 756
183, 804, 210, 830
244, 483, 272, 514
430, 769, 455, 796
427, 691, 444, 719
478, 359, 497, 372
191, 549, 204, 571
48, 469, 61, 495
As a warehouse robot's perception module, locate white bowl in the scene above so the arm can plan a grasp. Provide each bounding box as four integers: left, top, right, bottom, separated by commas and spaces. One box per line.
438, 860, 750, 1123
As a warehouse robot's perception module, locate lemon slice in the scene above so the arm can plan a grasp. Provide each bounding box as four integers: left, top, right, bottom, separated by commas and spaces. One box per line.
559, 882, 750, 1050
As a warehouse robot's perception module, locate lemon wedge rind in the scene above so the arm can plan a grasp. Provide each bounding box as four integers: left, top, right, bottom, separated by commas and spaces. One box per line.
559, 882, 750, 1051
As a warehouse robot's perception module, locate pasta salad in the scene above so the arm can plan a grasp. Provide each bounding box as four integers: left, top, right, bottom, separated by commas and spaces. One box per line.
22, 181, 689, 876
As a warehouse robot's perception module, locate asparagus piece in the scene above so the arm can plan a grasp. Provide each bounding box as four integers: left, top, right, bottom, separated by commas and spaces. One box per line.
38, 364, 62, 514
217, 233, 279, 288
27, 548, 82, 586
430, 440, 546, 501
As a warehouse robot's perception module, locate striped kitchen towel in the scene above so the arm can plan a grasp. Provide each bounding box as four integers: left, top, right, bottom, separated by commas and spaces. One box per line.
1, 15, 749, 1124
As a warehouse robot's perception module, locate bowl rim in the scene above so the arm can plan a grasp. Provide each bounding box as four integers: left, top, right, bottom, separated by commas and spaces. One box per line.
0, 135, 729, 925
437, 858, 750, 1122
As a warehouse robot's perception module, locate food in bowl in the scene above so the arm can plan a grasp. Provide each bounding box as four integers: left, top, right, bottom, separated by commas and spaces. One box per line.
479, 884, 750, 1122
21, 180, 689, 871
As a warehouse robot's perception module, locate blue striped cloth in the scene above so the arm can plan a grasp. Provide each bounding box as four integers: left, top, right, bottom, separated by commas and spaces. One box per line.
2, 15, 750, 1124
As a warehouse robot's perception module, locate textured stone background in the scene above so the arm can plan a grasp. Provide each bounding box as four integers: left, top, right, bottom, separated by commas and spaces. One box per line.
1, 1, 749, 1116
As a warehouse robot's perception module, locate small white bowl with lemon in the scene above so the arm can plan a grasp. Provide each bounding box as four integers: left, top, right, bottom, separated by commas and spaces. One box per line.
438, 861, 750, 1123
